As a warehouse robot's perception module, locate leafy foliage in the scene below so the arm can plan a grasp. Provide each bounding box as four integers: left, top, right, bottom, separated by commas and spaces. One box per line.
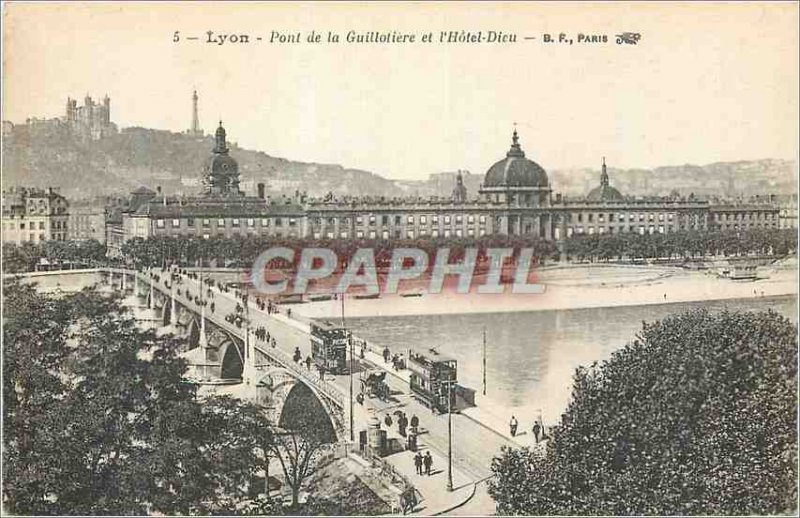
2, 239, 107, 273
489, 309, 798, 515
2, 282, 276, 514
563, 227, 796, 262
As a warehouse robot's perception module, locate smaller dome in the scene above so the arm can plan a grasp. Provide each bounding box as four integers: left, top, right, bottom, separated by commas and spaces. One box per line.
587, 184, 624, 202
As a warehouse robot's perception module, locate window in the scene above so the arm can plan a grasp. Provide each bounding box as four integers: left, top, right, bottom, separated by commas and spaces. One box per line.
609, 213, 614, 222
658, 213, 664, 222
172, 219, 180, 228
39, 221, 45, 230
649, 213, 654, 221
456, 215, 463, 224
588, 227, 595, 235
369, 215, 376, 226
638, 225, 645, 234
357, 230, 364, 238
648, 225, 655, 234
356, 216, 363, 224
455, 229, 463, 237
156, 219, 165, 228
658, 225, 665, 234
420, 215, 427, 224
629, 213, 635, 221
232, 218, 240, 227
577, 214, 583, 223
261, 218, 269, 227
432, 215, 439, 224
203, 219, 210, 227
479, 229, 486, 236
444, 215, 451, 224
395, 215, 401, 225
444, 229, 451, 237
468, 228, 475, 236
275, 218, 283, 227
598, 214, 604, 223
340, 231, 348, 238
668, 213, 674, 222
599, 227, 606, 234
328, 217, 336, 225
382, 215, 389, 225
187, 218, 195, 227
369, 230, 376, 239
407, 215, 414, 225
203, 233, 210, 240
407, 230, 415, 239
289, 218, 296, 227
326, 232, 334, 239
432, 229, 440, 238
479, 215, 486, 224
382, 230, 389, 239
39, 233, 45, 241
639, 214, 645, 222
247, 218, 255, 227
218, 218, 225, 227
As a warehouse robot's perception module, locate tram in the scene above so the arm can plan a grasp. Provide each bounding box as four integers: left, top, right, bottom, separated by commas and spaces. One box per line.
407, 350, 457, 413
310, 321, 349, 375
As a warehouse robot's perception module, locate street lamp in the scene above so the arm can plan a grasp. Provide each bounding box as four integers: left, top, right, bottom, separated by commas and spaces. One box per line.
444, 378, 455, 492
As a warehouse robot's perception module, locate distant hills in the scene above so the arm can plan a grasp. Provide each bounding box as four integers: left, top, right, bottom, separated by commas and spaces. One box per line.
3, 121, 796, 201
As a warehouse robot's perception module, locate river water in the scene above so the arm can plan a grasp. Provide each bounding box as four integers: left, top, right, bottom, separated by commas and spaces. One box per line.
346, 295, 797, 422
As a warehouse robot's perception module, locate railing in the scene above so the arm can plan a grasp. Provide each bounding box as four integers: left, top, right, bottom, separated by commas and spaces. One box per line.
135, 269, 346, 409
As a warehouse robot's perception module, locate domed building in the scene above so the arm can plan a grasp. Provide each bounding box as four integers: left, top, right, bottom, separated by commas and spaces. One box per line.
586, 157, 624, 202
479, 128, 554, 237
204, 122, 242, 196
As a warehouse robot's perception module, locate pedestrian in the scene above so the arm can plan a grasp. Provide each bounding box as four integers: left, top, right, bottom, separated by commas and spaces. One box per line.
398, 416, 407, 437
533, 421, 541, 443
305, 356, 312, 370
423, 451, 432, 476
293, 347, 302, 363
414, 452, 423, 475
410, 414, 419, 434
383, 347, 390, 363
509, 415, 518, 437
319, 364, 326, 380
287, 308, 292, 318
356, 392, 364, 405
384, 414, 393, 428
663, 293, 667, 300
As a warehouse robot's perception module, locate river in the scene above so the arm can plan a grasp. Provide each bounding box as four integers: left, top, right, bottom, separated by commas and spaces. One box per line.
345, 295, 797, 422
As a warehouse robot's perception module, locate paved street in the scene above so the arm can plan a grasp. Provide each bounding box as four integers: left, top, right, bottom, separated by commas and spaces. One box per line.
142, 269, 515, 513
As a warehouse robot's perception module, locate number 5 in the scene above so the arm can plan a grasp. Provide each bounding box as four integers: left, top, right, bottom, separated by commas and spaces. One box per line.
173, 31, 180, 43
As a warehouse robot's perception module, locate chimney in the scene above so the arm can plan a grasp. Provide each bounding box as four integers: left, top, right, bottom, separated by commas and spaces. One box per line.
257, 182, 265, 200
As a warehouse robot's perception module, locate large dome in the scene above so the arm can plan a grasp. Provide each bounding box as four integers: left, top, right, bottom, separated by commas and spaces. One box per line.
484, 130, 549, 188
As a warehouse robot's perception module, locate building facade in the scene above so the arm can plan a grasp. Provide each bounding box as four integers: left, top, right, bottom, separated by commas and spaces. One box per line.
1, 187, 70, 244
114, 125, 787, 249
64, 95, 117, 140
67, 201, 107, 243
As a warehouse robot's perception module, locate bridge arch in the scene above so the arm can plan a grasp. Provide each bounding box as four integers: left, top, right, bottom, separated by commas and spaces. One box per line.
220, 341, 244, 380
279, 382, 338, 444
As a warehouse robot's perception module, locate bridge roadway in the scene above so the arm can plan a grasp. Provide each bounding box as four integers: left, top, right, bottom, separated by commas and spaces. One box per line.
131, 269, 515, 481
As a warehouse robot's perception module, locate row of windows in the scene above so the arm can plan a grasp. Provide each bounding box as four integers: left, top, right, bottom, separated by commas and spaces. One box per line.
337, 228, 487, 240
2, 221, 67, 231
568, 212, 689, 224
567, 220, 776, 236
713, 212, 777, 221
312, 214, 489, 227
155, 217, 298, 229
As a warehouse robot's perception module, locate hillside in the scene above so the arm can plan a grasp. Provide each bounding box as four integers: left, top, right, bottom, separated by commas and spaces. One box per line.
2, 122, 796, 200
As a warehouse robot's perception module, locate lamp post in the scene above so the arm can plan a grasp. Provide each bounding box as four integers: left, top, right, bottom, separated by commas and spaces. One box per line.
342, 292, 354, 443
444, 378, 455, 492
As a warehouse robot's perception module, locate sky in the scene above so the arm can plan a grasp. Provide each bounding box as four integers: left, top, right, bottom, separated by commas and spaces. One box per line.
3, 1, 799, 180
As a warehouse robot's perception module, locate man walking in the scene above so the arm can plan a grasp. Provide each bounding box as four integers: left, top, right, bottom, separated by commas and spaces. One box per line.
532, 421, 541, 443
509, 415, 518, 437
414, 452, 423, 475
423, 451, 433, 476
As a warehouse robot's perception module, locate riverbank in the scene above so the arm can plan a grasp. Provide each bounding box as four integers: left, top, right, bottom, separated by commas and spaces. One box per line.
291, 261, 797, 319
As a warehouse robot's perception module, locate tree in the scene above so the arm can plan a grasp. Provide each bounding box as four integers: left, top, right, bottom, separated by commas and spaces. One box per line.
489, 309, 798, 515
2, 283, 280, 514
270, 384, 338, 508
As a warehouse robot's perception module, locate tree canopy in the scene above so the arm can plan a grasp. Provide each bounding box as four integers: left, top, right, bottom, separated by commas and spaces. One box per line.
2, 281, 278, 514
489, 309, 798, 515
